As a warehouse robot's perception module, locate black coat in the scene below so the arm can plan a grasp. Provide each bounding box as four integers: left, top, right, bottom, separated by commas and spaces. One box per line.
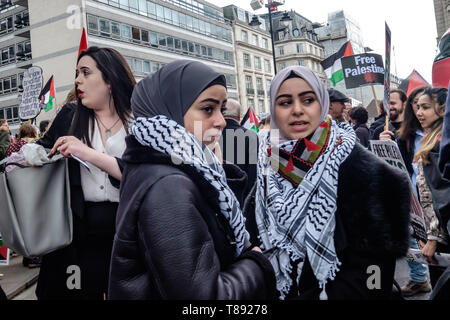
220, 119, 258, 196
244, 143, 411, 300
353, 123, 369, 148
369, 113, 386, 140
397, 133, 416, 178
108, 136, 277, 300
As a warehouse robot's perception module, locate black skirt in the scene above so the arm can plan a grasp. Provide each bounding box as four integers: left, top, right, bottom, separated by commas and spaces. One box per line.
36, 201, 118, 300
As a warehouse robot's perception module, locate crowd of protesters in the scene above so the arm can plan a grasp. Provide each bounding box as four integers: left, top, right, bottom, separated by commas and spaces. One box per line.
0, 45, 449, 301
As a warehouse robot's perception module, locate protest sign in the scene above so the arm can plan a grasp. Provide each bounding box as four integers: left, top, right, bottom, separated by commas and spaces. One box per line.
407, 249, 450, 267
341, 53, 385, 89
0, 235, 9, 266
370, 140, 428, 243
19, 66, 43, 120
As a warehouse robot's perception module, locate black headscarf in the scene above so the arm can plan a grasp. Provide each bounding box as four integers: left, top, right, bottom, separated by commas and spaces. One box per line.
131, 60, 226, 126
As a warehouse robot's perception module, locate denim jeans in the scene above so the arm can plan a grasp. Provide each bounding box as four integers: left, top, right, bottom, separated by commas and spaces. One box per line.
408, 236, 429, 283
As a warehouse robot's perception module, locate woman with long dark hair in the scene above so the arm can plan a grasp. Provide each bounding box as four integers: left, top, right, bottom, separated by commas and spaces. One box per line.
36, 46, 136, 299
414, 87, 450, 293
253, 66, 410, 300
108, 60, 276, 300
380, 86, 432, 297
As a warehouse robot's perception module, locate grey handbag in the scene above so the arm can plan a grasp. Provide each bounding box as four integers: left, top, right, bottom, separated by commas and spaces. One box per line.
0, 158, 72, 258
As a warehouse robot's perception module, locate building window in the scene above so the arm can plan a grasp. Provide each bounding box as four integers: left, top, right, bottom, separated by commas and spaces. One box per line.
256, 77, 264, 96
264, 59, 271, 73
266, 79, 271, 94
252, 34, 258, 46
262, 38, 268, 49
243, 53, 251, 68
93, 0, 232, 43
309, 45, 313, 53
279, 46, 284, 56
254, 56, 261, 70
121, 24, 131, 41
87, 15, 98, 35
298, 60, 304, 66
279, 62, 286, 70
86, 14, 234, 66
99, 19, 110, 37
237, 8, 245, 21
111, 22, 120, 39
141, 29, 149, 43
241, 30, 248, 42
245, 75, 254, 95
278, 30, 284, 40
248, 99, 255, 109
297, 43, 302, 53
132, 26, 141, 43
224, 74, 237, 89
258, 100, 264, 113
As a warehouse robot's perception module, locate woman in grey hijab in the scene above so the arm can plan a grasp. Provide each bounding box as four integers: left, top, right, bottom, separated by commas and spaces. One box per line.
108, 60, 276, 300
252, 66, 410, 300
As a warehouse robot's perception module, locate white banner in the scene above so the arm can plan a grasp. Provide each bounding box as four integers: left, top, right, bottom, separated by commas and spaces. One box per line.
19, 66, 43, 120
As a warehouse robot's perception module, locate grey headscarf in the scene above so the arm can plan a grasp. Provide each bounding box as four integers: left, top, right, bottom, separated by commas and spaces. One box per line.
131, 60, 226, 125
269, 66, 330, 142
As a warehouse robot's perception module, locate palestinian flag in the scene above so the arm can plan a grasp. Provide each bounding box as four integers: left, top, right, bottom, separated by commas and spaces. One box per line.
241, 107, 260, 133
39, 76, 55, 112
320, 41, 354, 86
399, 70, 430, 96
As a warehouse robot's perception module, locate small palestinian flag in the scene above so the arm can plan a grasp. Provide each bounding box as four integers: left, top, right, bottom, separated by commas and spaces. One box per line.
399, 70, 430, 97
321, 41, 354, 86
39, 76, 55, 112
241, 107, 260, 133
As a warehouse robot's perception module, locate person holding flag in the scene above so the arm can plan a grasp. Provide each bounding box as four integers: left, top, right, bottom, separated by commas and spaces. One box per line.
252, 66, 410, 300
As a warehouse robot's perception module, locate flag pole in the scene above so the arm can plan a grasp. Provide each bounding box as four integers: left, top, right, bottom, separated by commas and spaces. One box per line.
371, 85, 380, 116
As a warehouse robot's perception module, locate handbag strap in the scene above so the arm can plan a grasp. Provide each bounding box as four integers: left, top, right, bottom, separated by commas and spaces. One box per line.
0, 162, 28, 173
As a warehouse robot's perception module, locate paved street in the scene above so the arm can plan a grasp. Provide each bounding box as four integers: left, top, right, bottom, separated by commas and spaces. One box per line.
1, 256, 433, 300
0, 255, 39, 300
395, 258, 432, 300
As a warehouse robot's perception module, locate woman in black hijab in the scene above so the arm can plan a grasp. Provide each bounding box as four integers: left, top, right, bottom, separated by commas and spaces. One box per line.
108, 60, 276, 300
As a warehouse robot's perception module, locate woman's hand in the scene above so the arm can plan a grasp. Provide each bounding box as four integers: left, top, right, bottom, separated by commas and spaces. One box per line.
379, 130, 394, 141
419, 240, 438, 264
251, 246, 262, 253
49, 136, 91, 161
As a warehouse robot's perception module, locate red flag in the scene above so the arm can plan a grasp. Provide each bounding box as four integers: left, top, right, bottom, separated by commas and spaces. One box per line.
407, 70, 429, 96
399, 70, 430, 97
343, 41, 354, 57
78, 28, 88, 57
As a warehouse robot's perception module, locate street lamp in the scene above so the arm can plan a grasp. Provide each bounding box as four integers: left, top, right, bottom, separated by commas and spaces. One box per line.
249, 1, 288, 74
280, 11, 292, 28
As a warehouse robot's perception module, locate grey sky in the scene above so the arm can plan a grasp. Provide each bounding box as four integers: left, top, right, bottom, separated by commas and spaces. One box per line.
212, 0, 438, 83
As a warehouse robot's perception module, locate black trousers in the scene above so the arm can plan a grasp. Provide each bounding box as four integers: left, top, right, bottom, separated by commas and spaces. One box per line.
0, 285, 6, 300
36, 201, 118, 300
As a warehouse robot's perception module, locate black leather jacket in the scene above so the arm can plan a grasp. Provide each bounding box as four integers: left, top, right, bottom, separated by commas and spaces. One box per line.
108, 136, 276, 300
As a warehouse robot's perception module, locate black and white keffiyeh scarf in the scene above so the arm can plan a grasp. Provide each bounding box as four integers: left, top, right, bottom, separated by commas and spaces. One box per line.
255, 117, 356, 300
130, 115, 250, 257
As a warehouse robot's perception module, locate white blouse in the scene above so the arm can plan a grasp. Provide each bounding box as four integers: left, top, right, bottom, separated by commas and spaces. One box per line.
80, 119, 126, 203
